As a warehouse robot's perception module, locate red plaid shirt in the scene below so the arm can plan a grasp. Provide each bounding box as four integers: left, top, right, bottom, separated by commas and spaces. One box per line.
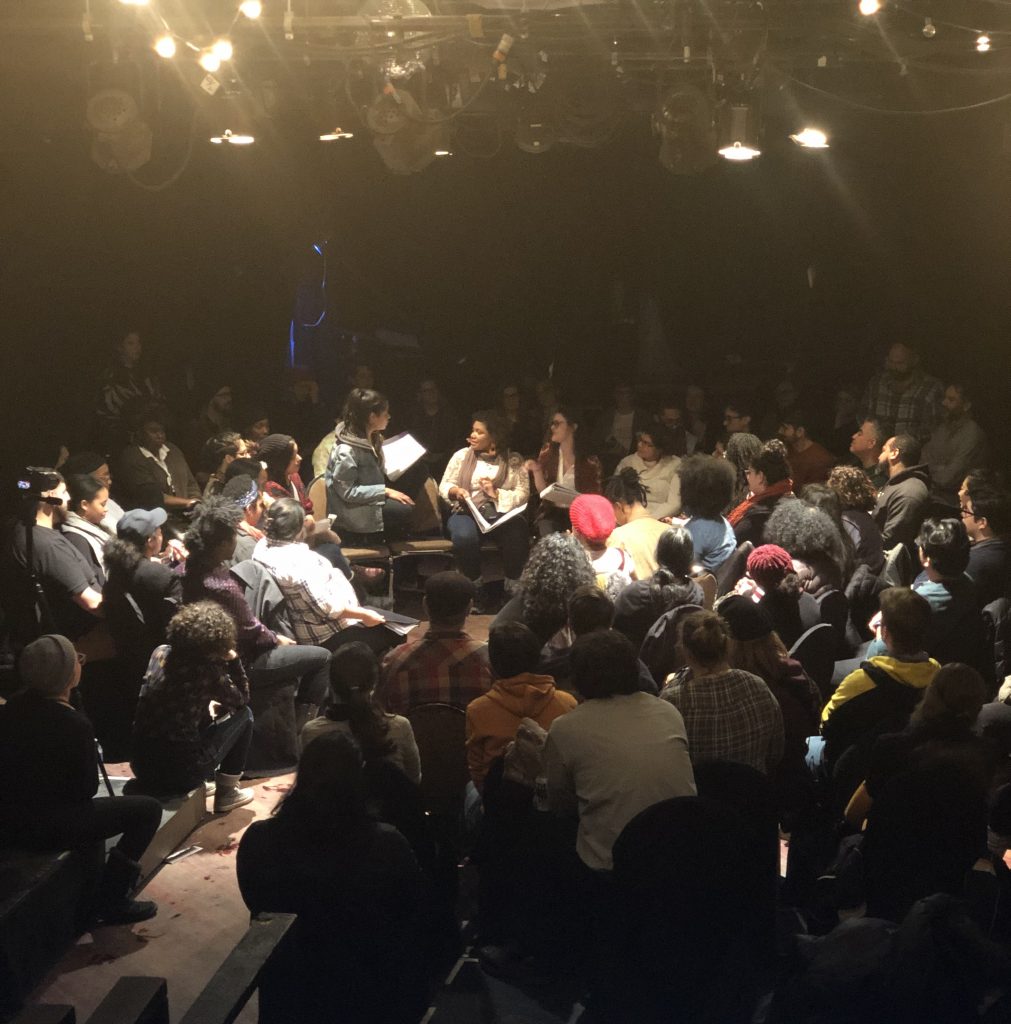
380, 629, 493, 714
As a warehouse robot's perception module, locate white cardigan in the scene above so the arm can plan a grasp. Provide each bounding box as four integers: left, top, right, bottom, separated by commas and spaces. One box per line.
615, 453, 682, 519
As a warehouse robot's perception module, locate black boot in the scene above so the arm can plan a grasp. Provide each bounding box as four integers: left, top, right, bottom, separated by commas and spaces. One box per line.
95, 847, 158, 926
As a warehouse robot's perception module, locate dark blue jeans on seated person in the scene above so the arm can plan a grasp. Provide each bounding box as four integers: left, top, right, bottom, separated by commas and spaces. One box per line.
248, 645, 331, 708
448, 511, 529, 581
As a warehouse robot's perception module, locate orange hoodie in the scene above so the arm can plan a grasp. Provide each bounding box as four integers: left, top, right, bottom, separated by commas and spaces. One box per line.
465, 673, 577, 789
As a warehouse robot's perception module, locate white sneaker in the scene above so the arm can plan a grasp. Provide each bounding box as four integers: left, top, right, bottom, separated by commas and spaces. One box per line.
214, 786, 254, 814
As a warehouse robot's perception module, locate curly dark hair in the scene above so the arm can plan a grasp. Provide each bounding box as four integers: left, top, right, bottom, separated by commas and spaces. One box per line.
750, 439, 792, 486
828, 465, 878, 512
605, 466, 649, 508
765, 499, 848, 587
520, 532, 596, 641
470, 409, 513, 454
677, 455, 737, 519
726, 433, 763, 503
165, 600, 237, 667
183, 495, 241, 575
800, 484, 856, 582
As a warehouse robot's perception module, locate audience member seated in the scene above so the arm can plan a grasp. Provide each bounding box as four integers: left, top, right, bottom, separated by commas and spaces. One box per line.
130, 602, 254, 810
407, 378, 463, 480
185, 380, 234, 466
62, 451, 124, 530
613, 526, 703, 649
61, 473, 113, 587
676, 454, 737, 572
466, 622, 576, 791
539, 585, 659, 695
874, 433, 930, 550
302, 641, 420, 785
827, 385, 860, 458
221, 474, 266, 563
740, 544, 820, 649
544, 630, 697, 871
103, 508, 182, 675
0, 471, 103, 645
725, 432, 762, 507
94, 329, 166, 455
653, 397, 693, 456
253, 498, 394, 654
116, 404, 200, 532
225, 456, 269, 493
765, 499, 848, 596
271, 369, 330, 462
718, 399, 756, 457
605, 468, 670, 577
728, 439, 795, 547
570, 494, 635, 601
759, 377, 800, 439
439, 410, 530, 610
720, 596, 821, 820
380, 572, 492, 713
684, 384, 711, 453
662, 610, 784, 775
827, 465, 886, 575
860, 341, 943, 444
525, 405, 602, 535
614, 424, 682, 520
496, 382, 542, 459
0, 635, 161, 925
200, 432, 246, 497
867, 518, 991, 684
494, 533, 596, 646
236, 731, 428, 1024
236, 405, 271, 457
820, 588, 939, 770
848, 415, 889, 490
960, 468, 1011, 606
326, 389, 416, 544
182, 497, 331, 735
922, 383, 987, 508
592, 382, 652, 474
258, 433, 314, 515
777, 410, 836, 488
799, 484, 858, 583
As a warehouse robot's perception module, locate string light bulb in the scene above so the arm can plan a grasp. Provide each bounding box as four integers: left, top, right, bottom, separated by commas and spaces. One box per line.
976, 34, 991, 52
239, 0, 263, 17
211, 38, 233, 61
858, 0, 881, 15
153, 34, 176, 58
790, 127, 829, 149
198, 50, 222, 73
922, 17, 935, 38
719, 140, 761, 161
210, 129, 255, 145
319, 128, 354, 141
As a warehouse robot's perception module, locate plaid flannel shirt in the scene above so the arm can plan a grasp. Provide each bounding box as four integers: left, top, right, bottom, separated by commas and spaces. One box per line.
380, 629, 493, 714
252, 539, 358, 646
661, 668, 784, 774
860, 369, 944, 443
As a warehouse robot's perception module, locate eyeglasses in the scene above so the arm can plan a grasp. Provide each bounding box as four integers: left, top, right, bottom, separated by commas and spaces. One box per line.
959, 504, 977, 518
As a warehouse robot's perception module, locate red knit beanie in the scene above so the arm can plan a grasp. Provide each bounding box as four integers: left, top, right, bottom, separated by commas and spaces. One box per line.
569, 494, 616, 544
746, 544, 794, 589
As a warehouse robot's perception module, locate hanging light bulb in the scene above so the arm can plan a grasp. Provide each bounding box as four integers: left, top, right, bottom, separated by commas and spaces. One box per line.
199, 50, 222, 73
976, 34, 991, 52
153, 34, 177, 58
718, 104, 761, 162
211, 38, 233, 61
790, 127, 830, 149
319, 128, 354, 141
434, 148, 452, 157
210, 129, 255, 145
858, 0, 881, 15
922, 17, 936, 38
239, 0, 263, 17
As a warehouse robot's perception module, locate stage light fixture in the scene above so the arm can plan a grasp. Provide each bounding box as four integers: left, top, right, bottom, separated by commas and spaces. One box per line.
976, 34, 991, 52
210, 128, 255, 145
239, 0, 263, 17
858, 0, 881, 15
790, 127, 829, 149
211, 38, 234, 61
154, 35, 177, 59
718, 104, 761, 162
319, 128, 354, 141
199, 50, 222, 73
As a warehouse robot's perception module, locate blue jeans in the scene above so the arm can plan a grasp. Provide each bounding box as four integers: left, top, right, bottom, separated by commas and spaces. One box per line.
447, 511, 529, 581
248, 644, 331, 707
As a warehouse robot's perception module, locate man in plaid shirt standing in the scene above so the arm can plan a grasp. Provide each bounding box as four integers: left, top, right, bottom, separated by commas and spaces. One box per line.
381, 572, 492, 714
860, 342, 943, 445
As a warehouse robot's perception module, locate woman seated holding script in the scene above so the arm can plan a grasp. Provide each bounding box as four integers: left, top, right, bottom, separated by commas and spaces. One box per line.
524, 405, 602, 536
439, 411, 530, 611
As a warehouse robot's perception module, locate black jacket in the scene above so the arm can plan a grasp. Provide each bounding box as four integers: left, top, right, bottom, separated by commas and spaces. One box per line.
874, 464, 930, 549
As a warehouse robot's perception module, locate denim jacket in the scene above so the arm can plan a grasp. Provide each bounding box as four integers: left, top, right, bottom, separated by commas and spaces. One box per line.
326, 435, 386, 535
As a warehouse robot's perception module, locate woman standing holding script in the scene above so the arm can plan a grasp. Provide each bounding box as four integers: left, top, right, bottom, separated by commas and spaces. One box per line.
440, 411, 530, 611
